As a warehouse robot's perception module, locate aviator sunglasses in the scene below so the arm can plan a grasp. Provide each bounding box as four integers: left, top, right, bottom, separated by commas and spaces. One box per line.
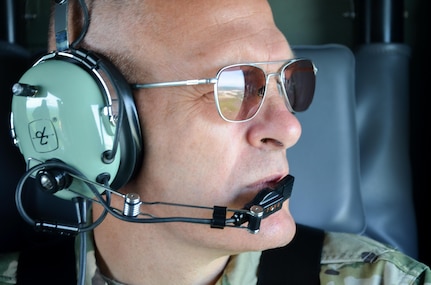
132, 58, 317, 122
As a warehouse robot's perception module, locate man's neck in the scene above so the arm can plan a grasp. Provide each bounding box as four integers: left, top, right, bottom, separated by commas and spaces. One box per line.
92, 203, 230, 285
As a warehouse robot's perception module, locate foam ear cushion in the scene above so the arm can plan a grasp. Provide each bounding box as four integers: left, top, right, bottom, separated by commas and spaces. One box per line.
11, 48, 142, 199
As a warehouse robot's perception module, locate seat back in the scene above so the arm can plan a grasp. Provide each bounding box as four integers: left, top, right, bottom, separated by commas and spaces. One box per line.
290, 43, 418, 258
289, 44, 365, 234
355, 43, 417, 258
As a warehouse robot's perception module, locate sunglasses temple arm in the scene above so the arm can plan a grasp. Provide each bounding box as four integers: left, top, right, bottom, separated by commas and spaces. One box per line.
131, 78, 217, 89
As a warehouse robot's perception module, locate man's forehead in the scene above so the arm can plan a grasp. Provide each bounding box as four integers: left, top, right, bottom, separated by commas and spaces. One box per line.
145, 0, 271, 15
134, 29, 290, 83
103, 0, 290, 82
136, 2, 283, 62
134, 0, 274, 33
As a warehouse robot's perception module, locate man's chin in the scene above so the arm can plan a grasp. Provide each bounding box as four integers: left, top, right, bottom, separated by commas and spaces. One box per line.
263, 209, 296, 247
237, 208, 296, 252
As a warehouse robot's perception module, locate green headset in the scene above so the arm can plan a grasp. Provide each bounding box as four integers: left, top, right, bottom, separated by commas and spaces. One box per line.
10, 0, 142, 200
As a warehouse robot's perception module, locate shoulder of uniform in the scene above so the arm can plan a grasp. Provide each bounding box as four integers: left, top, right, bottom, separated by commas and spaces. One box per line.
321, 231, 431, 284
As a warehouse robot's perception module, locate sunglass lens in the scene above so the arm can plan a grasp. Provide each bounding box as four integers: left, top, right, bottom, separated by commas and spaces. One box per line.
283, 60, 315, 112
216, 66, 265, 121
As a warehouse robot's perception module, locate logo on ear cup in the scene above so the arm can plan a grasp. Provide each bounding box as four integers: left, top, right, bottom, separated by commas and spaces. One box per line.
29, 120, 58, 152
10, 50, 142, 200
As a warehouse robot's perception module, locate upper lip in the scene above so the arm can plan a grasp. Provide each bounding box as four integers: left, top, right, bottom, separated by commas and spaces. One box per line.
240, 174, 287, 203
248, 174, 287, 190
234, 174, 288, 209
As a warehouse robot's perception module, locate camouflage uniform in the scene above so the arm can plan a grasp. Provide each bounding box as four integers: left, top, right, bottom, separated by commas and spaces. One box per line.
1, 231, 430, 284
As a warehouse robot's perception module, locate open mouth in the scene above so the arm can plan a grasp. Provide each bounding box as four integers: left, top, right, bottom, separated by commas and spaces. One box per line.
243, 174, 294, 212
227, 175, 295, 233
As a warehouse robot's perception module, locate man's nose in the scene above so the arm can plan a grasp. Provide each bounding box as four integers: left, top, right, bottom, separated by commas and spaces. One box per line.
246, 76, 302, 150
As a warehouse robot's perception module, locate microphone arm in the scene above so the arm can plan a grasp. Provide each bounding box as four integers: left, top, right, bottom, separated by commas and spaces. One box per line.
15, 160, 294, 235
119, 173, 294, 234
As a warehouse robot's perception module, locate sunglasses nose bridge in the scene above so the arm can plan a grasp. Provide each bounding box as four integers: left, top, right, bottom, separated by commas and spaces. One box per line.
265, 72, 294, 113
265, 72, 281, 95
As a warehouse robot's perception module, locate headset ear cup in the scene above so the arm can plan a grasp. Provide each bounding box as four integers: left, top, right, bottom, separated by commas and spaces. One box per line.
97, 55, 143, 190
11, 49, 142, 199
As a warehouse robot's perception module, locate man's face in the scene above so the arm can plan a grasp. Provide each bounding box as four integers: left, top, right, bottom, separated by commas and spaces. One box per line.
96, 0, 302, 255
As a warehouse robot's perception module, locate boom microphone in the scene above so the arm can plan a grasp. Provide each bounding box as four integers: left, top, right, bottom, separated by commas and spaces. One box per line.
15, 160, 294, 235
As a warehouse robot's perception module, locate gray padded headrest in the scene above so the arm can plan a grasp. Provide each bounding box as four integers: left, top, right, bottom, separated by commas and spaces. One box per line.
288, 44, 366, 233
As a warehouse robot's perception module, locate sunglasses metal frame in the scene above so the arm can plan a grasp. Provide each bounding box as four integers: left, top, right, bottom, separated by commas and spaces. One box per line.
131, 58, 317, 122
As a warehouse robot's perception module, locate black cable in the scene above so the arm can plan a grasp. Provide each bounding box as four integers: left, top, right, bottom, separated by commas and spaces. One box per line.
71, 0, 89, 48
15, 161, 240, 231
100, 82, 124, 163
73, 197, 88, 285
77, 230, 87, 285
15, 161, 109, 233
